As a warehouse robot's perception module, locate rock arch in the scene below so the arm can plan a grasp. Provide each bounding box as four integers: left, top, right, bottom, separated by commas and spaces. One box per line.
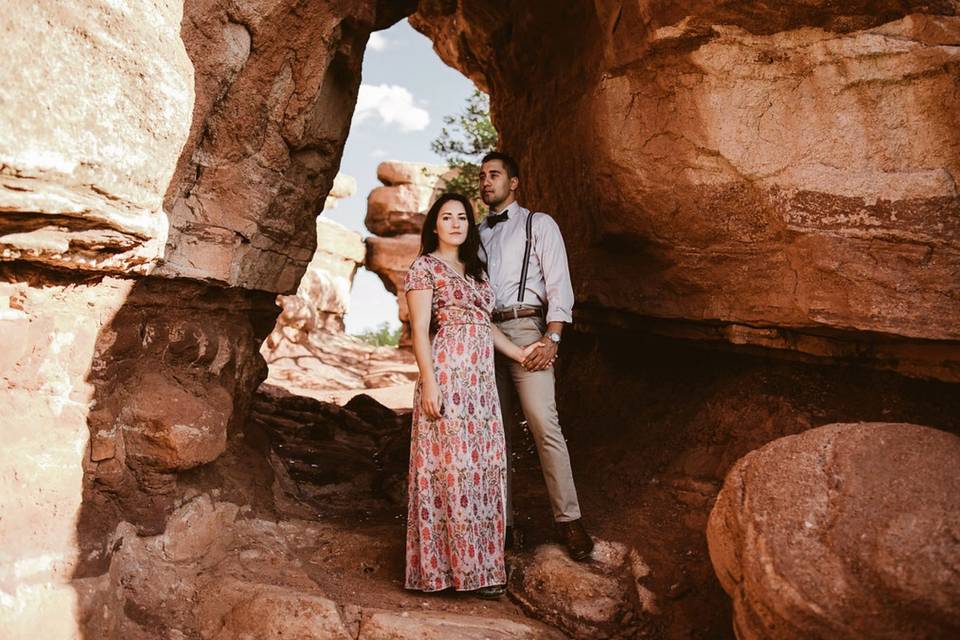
2, 1, 959, 637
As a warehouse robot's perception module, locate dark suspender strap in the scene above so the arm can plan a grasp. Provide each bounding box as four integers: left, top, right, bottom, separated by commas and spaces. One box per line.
517, 211, 535, 302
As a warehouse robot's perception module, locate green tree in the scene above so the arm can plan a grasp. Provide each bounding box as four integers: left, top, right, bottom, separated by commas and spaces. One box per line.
430, 89, 498, 206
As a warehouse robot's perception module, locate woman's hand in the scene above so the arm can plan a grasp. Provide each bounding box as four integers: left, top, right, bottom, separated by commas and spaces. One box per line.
420, 377, 444, 420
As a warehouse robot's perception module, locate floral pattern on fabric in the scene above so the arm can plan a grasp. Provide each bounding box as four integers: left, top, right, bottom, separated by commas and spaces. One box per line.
403, 254, 506, 592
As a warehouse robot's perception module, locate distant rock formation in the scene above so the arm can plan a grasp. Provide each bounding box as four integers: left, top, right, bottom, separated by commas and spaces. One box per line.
364, 161, 455, 343
268, 173, 363, 339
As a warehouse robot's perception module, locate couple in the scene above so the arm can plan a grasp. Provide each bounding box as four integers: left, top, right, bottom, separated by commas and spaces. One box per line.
403, 152, 593, 598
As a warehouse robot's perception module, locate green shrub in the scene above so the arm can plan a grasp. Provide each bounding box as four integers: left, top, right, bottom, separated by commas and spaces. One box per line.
352, 322, 402, 347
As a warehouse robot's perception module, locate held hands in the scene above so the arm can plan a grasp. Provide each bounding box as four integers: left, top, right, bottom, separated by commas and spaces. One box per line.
520, 337, 558, 371
420, 377, 444, 420
515, 341, 543, 364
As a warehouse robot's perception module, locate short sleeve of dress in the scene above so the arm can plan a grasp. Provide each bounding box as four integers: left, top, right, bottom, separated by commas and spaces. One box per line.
404, 256, 434, 292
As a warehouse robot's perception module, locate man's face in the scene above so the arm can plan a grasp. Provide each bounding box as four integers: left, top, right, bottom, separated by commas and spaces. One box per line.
478, 160, 518, 210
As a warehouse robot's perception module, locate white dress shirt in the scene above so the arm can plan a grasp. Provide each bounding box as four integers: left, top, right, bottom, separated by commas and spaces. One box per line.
478, 201, 574, 324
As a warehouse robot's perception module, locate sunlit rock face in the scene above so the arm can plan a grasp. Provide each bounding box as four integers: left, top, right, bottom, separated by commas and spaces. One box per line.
0, 0, 193, 273
411, 1, 960, 381
0, 2, 196, 634
0, 1, 415, 636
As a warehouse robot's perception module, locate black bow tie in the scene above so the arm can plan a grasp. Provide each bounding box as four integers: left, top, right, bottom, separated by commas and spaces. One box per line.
487, 211, 509, 228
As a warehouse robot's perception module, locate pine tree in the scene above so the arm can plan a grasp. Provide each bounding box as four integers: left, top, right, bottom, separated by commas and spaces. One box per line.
429, 89, 498, 211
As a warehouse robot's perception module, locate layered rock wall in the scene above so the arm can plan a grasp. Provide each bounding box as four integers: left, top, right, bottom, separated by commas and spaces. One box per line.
1, 1, 414, 635
411, 1, 960, 381
408, 6, 960, 635
1, 1, 195, 631
0, 0, 192, 273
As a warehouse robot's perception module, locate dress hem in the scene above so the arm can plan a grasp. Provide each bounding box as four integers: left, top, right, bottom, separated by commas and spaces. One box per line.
403, 578, 508, 593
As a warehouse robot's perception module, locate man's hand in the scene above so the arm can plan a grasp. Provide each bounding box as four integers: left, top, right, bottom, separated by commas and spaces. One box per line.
522, 336, 558, 371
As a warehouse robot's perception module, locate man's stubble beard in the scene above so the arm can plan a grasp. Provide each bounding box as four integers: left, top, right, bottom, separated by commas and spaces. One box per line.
481, 188, 509, 211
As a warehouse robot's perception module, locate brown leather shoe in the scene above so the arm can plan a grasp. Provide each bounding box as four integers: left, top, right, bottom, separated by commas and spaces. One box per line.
556, 519, 595, 561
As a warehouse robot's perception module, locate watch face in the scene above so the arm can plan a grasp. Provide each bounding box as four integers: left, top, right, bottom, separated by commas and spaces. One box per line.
548, 332, 561, 343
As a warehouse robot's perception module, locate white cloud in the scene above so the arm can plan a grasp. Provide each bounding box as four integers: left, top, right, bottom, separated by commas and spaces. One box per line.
368, 32, 389, 51
370, 148, 388, 158
354, 84, 430, 132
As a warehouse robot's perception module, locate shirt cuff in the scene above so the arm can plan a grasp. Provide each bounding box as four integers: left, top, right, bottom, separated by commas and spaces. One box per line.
545, 308, 573, 324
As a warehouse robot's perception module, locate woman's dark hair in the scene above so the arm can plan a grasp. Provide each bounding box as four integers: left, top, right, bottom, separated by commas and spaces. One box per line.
419, 192, 487, 282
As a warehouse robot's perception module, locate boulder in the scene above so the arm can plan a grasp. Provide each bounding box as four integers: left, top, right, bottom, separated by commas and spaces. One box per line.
356, 608, 560, 639
198, 581, 353, 640
707, 422, 960, 639
508, 540, 659, 639
120, 371, 234, 472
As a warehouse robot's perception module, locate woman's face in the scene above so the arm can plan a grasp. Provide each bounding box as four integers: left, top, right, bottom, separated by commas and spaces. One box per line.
435, 200, 469, 249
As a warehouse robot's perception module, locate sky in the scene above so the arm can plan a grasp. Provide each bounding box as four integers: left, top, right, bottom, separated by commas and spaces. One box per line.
323, 20, 476, 334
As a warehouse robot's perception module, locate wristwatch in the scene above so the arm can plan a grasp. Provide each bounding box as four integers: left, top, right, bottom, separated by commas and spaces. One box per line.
546, 332, 561, 344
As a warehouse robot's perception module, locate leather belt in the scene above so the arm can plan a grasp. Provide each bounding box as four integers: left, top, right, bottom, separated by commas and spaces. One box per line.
492, 307, 543, 323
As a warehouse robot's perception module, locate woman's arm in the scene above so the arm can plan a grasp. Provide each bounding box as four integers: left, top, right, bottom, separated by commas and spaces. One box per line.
407, 288, 443, 419
491, 324, 543, 363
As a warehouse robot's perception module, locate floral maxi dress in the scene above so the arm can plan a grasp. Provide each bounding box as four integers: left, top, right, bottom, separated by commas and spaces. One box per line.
403, 254, 507, 592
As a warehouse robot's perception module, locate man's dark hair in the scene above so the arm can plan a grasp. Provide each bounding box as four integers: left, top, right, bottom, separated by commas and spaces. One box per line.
481, 151, 520, 179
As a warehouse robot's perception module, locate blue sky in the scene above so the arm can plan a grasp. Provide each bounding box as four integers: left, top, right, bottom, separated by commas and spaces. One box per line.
323, 19, 476, 333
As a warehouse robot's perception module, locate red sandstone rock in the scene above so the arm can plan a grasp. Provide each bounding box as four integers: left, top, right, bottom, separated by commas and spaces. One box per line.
262, 213, 364, 345
0, 0, 193, 274
707, 422, 960, 639
75, 493, 562, 639
365, 233, 421, 342
161, 1, 414, 292
199, 580, 353, 640
508, 540, 658, 639
356, 609, 559, 639
411, 4, 960, 379
2, 2, 407, 633
120, 372, 233, 472
0, 272, 135, 636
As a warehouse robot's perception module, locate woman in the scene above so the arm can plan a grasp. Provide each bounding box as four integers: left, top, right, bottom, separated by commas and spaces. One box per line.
404, 192, 540, 598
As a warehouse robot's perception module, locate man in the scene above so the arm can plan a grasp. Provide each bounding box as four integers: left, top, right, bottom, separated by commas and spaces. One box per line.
477, 151, 594, 561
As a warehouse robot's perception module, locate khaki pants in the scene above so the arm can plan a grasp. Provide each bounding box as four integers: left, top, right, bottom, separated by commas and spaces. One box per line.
494, 316, 582, 524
